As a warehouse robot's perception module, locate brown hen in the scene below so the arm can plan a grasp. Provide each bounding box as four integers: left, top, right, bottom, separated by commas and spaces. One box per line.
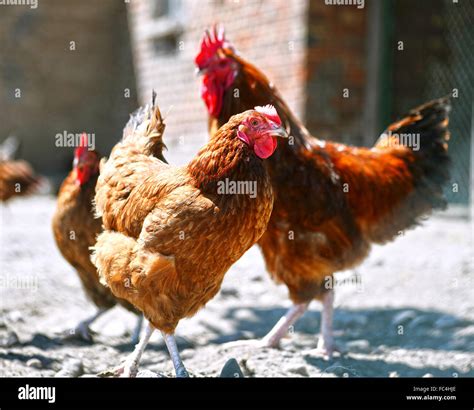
52, 135, 142, 342
92, 95, 286, 376
0, 137, 43, 202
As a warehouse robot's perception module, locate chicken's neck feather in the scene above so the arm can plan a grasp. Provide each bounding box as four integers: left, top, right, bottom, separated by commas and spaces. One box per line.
187, 115, 265, 193
214, 55, 315, 154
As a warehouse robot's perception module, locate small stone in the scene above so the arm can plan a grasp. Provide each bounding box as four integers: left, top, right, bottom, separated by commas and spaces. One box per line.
220, 288, 239, 297
26, 358, 42, 369
345, 339, 370, 352
392, 310, 417, 326
220, 358, 244, 378
323, 363, 357, 377
55, 359, 84, 377
285, 365, 309, 377
234, 309, 256, 322
6, 310, 23, 323
0, 330, 20, 347
180, 349, 194, 360
137, 370, 164, 378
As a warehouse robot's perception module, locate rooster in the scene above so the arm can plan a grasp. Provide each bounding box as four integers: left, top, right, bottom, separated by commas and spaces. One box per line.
195, 27, 451, 357
52, 134, 143, 343
92, 95, 287, 377
0, 136, 43, 202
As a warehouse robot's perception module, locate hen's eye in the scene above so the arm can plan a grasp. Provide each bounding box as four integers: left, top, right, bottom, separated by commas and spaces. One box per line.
250, 119, 260, 127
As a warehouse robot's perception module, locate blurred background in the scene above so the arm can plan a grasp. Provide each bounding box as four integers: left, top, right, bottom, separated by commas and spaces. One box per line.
0, 0, 472, 204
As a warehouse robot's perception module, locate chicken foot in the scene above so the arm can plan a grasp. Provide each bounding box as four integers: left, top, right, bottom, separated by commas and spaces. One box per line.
60, 308, 108, 342
99, 322, 154, 378
222, 290, 338, 358
260, 302, 309, 347
222, 303, 309, 349
99, 323, 189, 378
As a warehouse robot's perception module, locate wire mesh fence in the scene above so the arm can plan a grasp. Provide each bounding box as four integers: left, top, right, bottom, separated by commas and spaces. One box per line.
424, 0, 473, 204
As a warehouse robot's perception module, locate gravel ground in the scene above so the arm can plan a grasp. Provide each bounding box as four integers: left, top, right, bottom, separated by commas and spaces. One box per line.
0, 196, 473, 378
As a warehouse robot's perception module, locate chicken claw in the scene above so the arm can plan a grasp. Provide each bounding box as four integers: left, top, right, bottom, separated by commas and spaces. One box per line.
99, 322, 154, 378
223, 303, 309, 350
312, 338, 341, 360
59, 308, 107, 343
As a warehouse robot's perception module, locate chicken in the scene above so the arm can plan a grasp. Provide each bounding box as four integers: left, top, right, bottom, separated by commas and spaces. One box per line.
0, 136, 43, 202
195, 27, 451, 356
92, 95, 287, 377
52, 134, 143, 343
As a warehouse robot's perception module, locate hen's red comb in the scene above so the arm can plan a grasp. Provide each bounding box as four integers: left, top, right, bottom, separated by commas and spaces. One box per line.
195, 24, 230, 69
255, 105, 282, 126
74, 132, 89, 158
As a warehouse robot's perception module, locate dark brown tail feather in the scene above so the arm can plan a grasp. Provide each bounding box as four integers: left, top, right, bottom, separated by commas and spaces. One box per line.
381, 96, 451, 210
365, 97, 451, 243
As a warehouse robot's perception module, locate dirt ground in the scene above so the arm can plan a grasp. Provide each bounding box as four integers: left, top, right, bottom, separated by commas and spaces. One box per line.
0, 196, 473, 378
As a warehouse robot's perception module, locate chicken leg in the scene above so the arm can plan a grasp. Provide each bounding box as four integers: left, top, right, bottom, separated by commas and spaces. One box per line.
100, 324, 189, 378
130, 315, 144, 345
162, 332, 189, 378
315, 289, 338, 358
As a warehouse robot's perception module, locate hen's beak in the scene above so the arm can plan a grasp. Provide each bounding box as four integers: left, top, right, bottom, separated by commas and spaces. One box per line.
269, 125, 289, 139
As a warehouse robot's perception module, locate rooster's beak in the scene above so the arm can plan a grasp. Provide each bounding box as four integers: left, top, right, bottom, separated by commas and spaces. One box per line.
195, 67, 207, 76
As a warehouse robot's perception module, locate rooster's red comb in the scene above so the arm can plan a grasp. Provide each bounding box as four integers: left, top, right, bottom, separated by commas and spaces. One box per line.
255, 105, 282, 126
195, 24, 231, 69
74, 132, 89, 157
